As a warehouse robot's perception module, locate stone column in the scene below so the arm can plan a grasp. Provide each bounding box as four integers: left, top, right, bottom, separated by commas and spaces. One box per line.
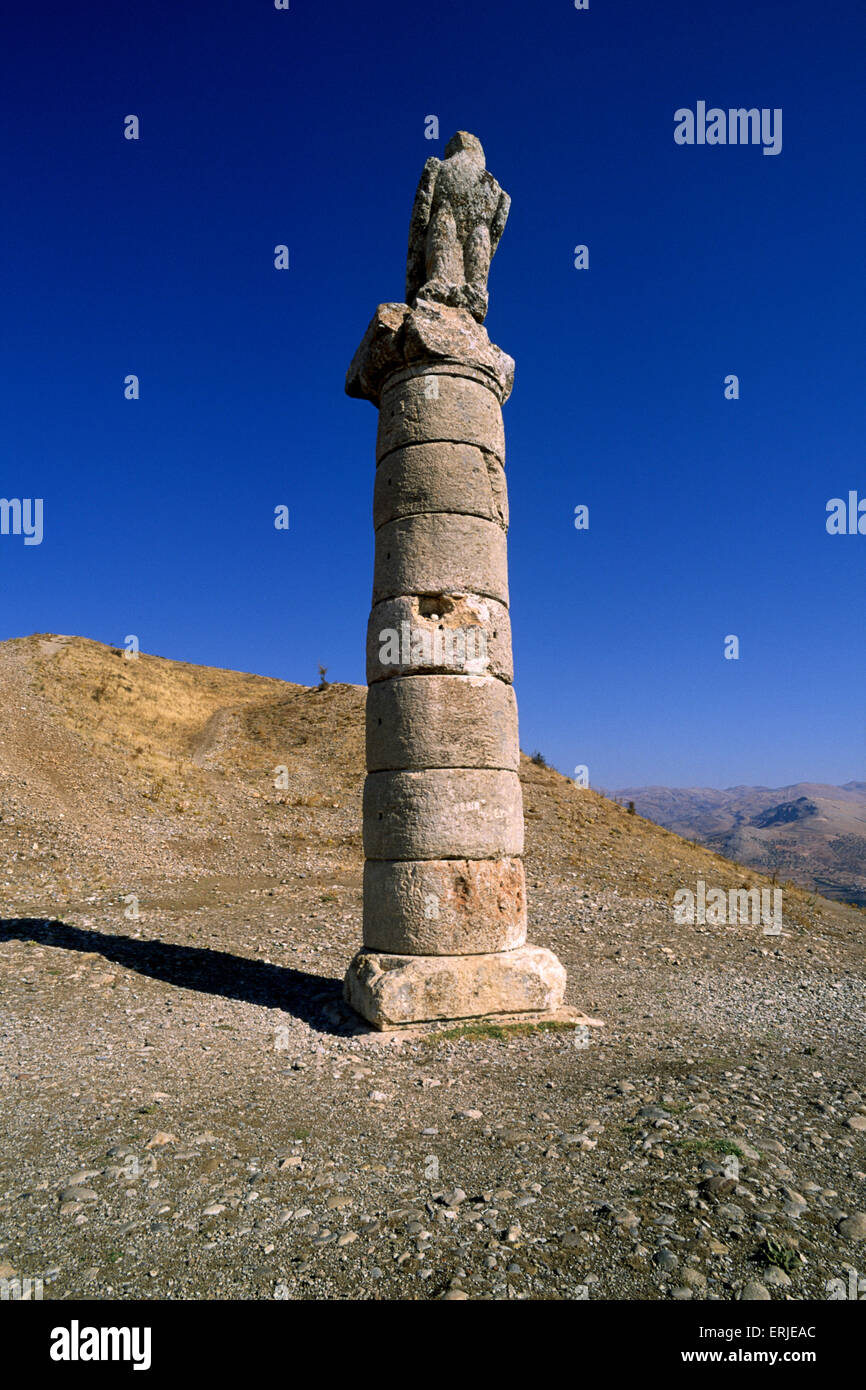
342, 133, 567, 1030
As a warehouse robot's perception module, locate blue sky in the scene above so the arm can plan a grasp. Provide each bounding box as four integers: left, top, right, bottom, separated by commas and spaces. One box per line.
1, 0, 863, 788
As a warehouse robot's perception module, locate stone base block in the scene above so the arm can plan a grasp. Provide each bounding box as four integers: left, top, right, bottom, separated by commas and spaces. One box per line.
343, 943, 566, 1030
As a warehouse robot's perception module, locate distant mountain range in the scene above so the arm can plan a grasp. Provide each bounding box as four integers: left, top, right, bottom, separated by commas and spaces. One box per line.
608, 782, 866, 907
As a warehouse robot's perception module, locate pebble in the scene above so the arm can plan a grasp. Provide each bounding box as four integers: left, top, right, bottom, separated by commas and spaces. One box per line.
639, 1105, 670, 1121
784, 1187, 807, 1205
838, 1213, 866, 1241
5, 833, 863, 1308
781, 1199, 807, 1218
145, 1132, 176, 1149
702, 1176, 737, 1199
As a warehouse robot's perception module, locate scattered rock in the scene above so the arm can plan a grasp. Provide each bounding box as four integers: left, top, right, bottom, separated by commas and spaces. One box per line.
838, 1213, 866, 1241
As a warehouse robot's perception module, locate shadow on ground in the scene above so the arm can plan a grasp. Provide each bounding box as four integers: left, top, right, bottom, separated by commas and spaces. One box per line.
0, 918, 364, 1037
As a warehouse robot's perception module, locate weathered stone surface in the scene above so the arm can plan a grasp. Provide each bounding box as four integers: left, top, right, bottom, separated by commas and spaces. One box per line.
367, 594, 513, 684
343, 132, 568, 1030
838, 1213, 866, 1241
376, 372, 504, 465
346, 299, 513, 407
344, 944, 566, 1029
402, 303, 513, 398
345, 302, 409, 404
343, 303, 408, 405
373, 442, 508, 531
373, 514, 508, 606
366, 674, 518, 772
363, 857, 527, 955
363, 768, 523, 860
405, 132, 510, 325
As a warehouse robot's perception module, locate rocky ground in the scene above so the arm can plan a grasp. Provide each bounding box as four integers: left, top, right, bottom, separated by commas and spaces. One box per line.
1, 635, 864, 1301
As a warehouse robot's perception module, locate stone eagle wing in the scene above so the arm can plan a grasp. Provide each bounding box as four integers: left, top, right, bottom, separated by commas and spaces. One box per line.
490, 186, 511, 255
406, 156, 440, 302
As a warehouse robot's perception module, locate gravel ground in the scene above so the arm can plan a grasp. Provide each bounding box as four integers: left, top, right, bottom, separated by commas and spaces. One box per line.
1, 635, 864, 1301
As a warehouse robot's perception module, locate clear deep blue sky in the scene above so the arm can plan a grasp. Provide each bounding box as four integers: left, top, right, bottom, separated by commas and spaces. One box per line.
2, 0, 863, 788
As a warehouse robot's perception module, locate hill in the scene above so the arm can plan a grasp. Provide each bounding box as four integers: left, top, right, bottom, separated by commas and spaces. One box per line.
0, 634, 864, 1302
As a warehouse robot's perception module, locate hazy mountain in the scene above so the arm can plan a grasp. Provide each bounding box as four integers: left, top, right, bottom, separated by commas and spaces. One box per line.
610, 782, 866, 906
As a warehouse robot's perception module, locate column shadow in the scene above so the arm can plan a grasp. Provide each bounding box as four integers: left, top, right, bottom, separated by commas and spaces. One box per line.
0, 918, 366, 1037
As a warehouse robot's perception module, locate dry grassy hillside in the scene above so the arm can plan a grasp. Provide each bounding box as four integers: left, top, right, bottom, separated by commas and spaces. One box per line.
0, 634, 863, 1303
0, 632, 843, 928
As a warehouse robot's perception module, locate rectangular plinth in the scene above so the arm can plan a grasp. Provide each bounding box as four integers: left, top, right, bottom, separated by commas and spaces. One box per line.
344, 943, 566, 1030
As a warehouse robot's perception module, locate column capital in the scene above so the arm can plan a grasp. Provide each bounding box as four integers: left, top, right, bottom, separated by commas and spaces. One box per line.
346, 299, 514, 408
